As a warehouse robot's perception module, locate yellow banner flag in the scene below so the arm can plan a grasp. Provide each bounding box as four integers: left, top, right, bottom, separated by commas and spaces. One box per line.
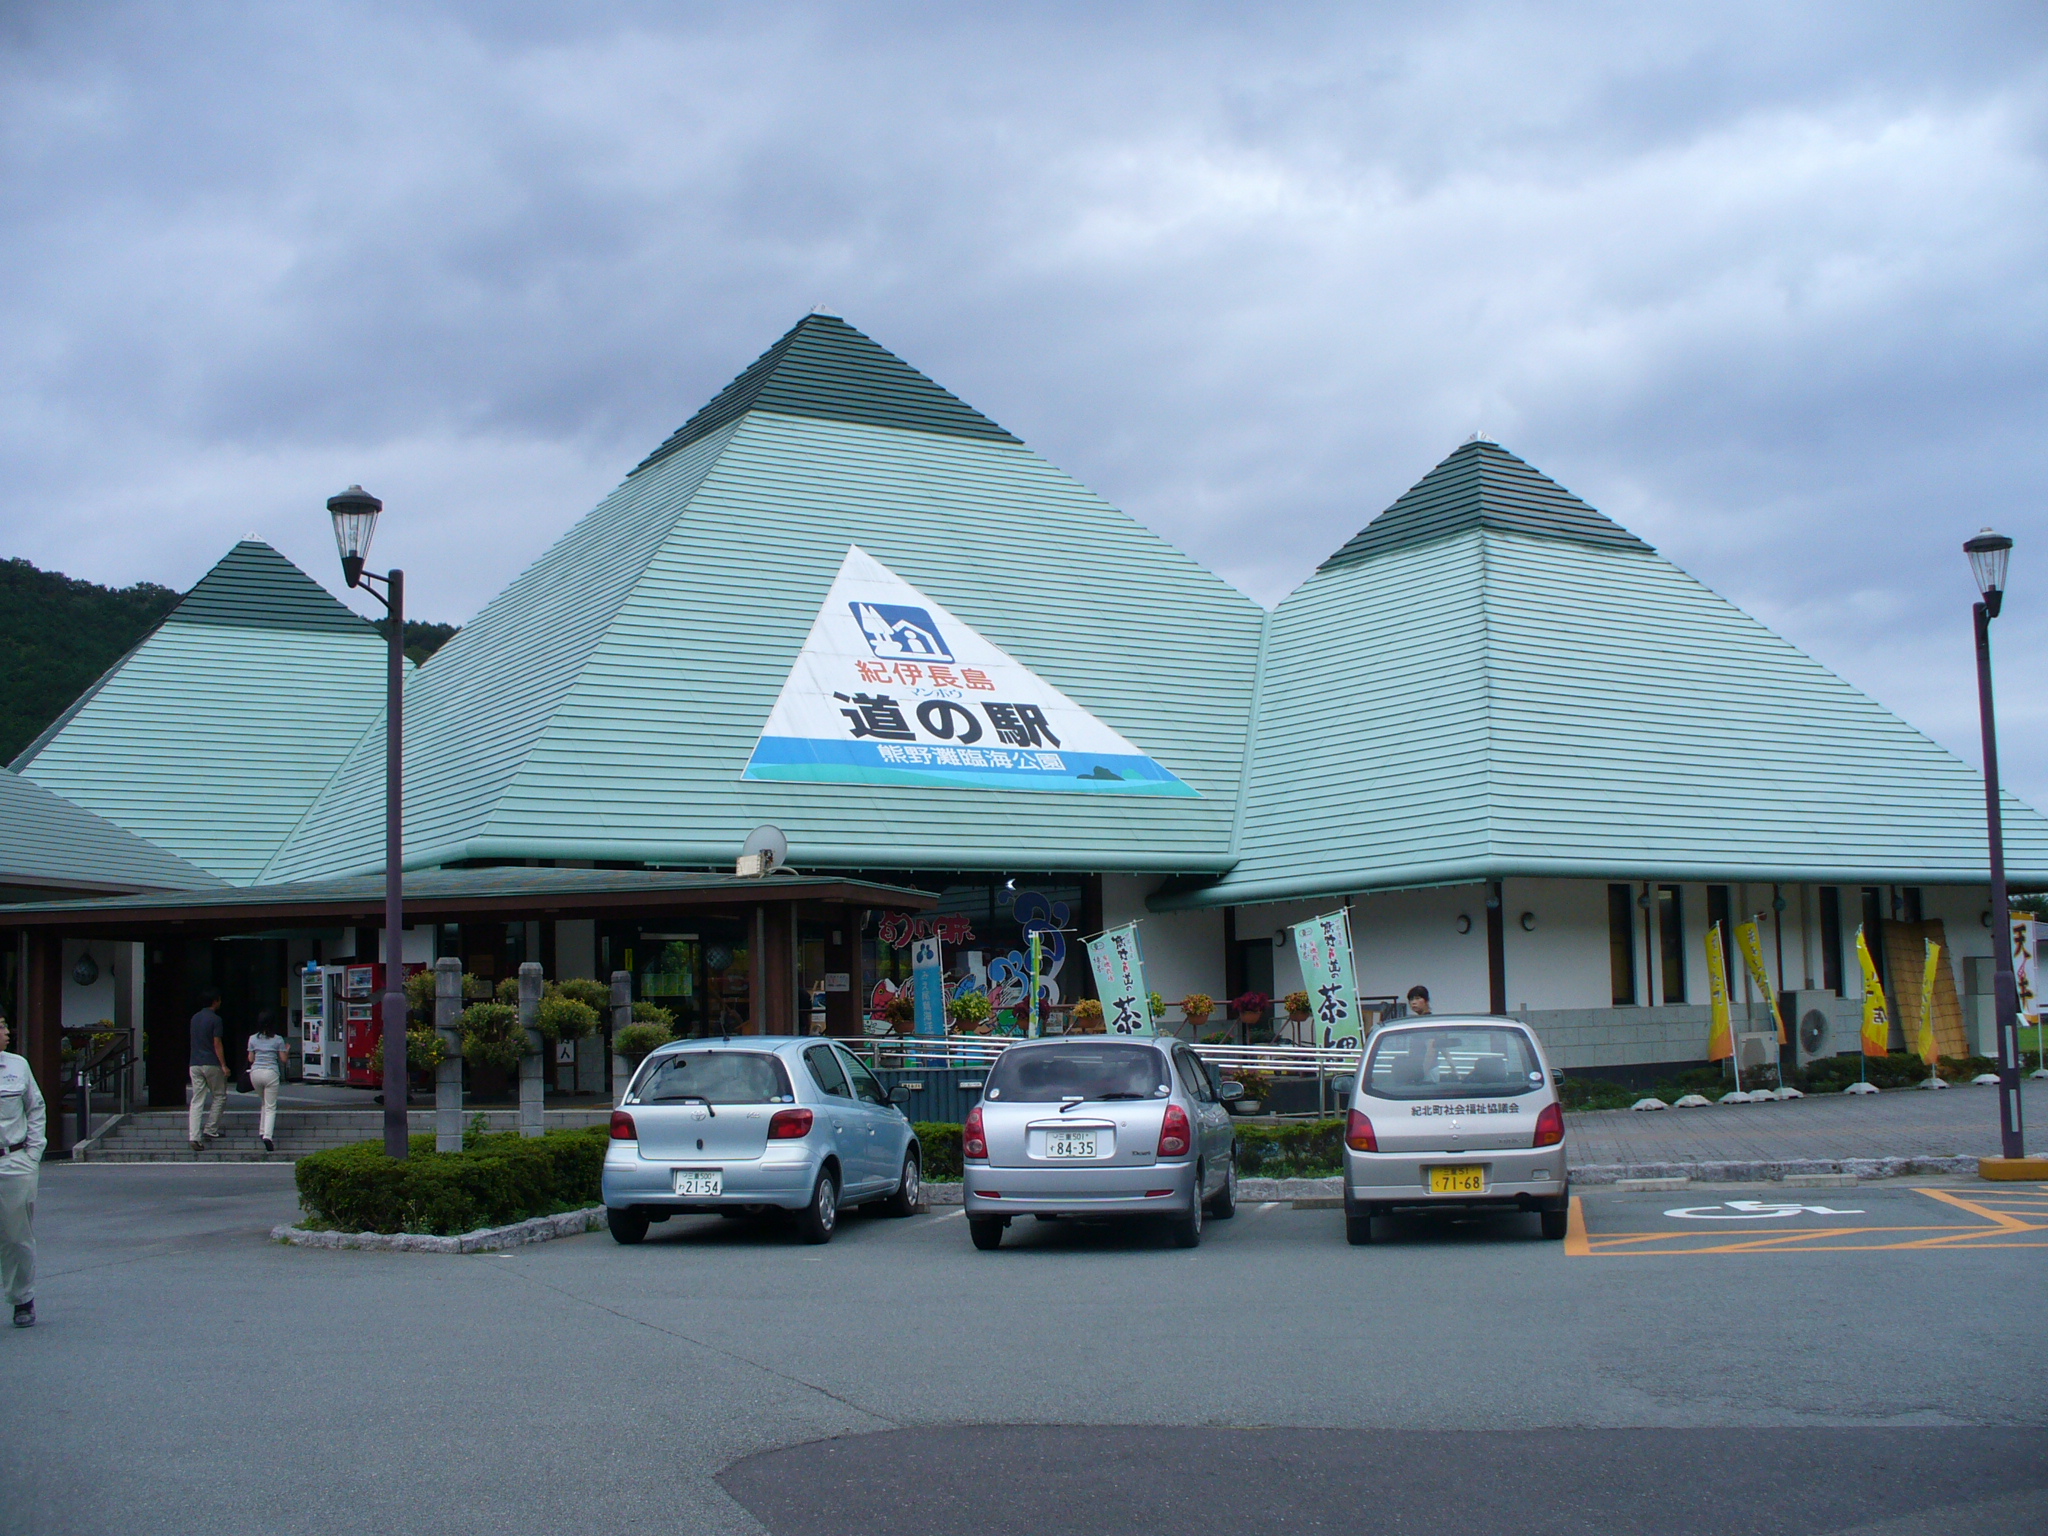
1705, 922, 1733, 1061
1733, 920, 1788, 1045
1856, 925, 1890, 1057
1917, 939, 1941, 1068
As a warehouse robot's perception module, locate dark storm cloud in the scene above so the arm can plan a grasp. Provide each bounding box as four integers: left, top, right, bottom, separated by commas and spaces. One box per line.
3, 1, 2046, 798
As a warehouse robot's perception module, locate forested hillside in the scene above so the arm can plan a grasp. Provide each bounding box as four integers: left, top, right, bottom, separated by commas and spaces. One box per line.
2, 555, 459, 765
1, 557, 181, 764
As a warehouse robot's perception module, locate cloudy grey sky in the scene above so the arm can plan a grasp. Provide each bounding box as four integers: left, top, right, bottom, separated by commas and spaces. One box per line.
5, 2, 2046, 801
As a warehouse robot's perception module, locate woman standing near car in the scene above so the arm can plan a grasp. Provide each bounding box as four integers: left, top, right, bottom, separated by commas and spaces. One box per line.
245, 1010, 288, 1153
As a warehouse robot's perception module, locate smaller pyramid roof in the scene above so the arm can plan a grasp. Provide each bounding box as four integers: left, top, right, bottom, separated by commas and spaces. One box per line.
0, 769, 223, 895
14, 541, 396, 885
1163, 440, 2048, 907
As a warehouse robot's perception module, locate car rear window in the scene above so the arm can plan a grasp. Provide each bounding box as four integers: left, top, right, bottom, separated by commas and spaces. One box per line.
983, 1043, 1169, 1103
632, 1050, 794, 1105
1363, 1027, 1544, 1100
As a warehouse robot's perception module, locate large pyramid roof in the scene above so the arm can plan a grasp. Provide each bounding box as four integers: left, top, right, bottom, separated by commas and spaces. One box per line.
263, 316, 1263, 880
1160, 439, 2048, 907
13, 541, 394, 885
0, 768, 223, 896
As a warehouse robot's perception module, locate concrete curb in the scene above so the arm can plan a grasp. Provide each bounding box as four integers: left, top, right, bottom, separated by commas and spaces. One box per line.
271, 1206, 605, 1254
1569, 1156, 1980, 1184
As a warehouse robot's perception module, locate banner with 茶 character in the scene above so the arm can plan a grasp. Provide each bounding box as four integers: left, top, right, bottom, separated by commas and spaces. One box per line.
1292, 909, 1362, 1049
1085, 924, 1151, 1036
744, 545, 1196, 797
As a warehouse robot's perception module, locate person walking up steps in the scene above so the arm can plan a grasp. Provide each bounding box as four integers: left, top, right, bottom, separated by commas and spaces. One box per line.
188, 988, 230, 1153
245, 1010, 288, 1154
0, 1013, 46, 1328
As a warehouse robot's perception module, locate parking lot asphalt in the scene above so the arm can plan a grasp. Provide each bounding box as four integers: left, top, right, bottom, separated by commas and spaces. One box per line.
3, 1165, 2044, 1536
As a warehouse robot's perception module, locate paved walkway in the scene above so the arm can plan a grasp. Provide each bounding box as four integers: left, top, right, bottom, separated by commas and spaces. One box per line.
1565, 1084, 2022, 1166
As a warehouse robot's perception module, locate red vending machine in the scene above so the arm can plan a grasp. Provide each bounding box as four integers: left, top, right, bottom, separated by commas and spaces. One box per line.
342, 962, 427, 1088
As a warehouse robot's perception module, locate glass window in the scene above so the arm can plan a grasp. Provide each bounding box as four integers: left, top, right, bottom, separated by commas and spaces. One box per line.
631, 1050, 792, 1106
1656, 885, 1685, 1004
1607, 885, 1637, 1006
1860, 888, 1888, 988
1364, 1026, 1544, 1100
804, 1044, 851, 1098
983, 1043, 1169, 1103
1706, 886, 1736, 999
1173, 1049, 1211, 1102
1819, 887, 1844, 995
836, 1048, 889, 1107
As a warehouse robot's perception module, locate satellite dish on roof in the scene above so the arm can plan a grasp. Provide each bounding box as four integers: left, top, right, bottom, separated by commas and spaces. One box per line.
739, 824, 790, 877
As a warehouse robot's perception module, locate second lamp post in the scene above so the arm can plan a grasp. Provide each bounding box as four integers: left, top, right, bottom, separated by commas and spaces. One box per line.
328, 484, 411, 1159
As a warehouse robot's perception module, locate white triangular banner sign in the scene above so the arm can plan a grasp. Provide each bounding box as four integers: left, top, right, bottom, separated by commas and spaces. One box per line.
744, 546, 1196, 797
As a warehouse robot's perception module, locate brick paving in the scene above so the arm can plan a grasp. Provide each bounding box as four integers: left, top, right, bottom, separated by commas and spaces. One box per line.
1564, 1084, 2025, 1167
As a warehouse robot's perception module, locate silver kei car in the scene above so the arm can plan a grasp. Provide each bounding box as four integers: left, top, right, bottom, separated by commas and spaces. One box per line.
602, 1037, 922, 1245
962, 1035, 1237, 1250
1342, 1016, 1569, 1245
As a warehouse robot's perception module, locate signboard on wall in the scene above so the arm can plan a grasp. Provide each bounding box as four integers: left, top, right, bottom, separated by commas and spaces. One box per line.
743, 546, 1196, 797
911, 936, 946, 1037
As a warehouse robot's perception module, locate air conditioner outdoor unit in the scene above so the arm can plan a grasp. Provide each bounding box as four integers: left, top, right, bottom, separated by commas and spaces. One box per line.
1787, 990, 1839, 1068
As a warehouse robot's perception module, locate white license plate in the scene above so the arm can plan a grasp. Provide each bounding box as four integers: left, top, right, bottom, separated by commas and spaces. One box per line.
671, 1169, 723, 1197
1044, 1132, 1097, 1159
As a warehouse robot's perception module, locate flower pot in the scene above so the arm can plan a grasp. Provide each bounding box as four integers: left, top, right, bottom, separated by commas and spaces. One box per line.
1232, 1098, 1263, 1116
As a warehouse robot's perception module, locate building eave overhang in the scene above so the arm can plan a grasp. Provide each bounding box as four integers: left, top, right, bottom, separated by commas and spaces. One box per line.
1147, 856, 2041, 912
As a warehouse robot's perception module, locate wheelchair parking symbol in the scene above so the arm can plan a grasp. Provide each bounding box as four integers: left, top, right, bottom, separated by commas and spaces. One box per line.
1663, 1200, 1865, 1220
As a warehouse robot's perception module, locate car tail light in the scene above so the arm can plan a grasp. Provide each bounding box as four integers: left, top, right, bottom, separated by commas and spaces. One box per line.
1345, 1109, 1377, 1152
609, 1111, 637, 1141
1158, 1103, 1191, 1157
768, 1107, 814, 1139
963, 1105, 988, 1161
1533, 1102, 1564, 1147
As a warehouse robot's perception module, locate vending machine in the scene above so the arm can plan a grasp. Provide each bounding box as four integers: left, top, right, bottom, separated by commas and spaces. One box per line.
298, 964, 348, 1081
341, 962, 425, 1088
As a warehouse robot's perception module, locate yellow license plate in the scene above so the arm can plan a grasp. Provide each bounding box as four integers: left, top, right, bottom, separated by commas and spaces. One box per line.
1429, 1165, 1485, 1194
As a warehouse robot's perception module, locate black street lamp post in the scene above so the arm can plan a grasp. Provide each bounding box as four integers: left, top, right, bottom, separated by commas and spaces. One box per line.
328, 485, 410, 1160
1965, 527, 2024, 1162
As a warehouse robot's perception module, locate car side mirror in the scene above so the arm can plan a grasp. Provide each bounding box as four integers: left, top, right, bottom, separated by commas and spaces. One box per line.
888, 1084, 911, 1105
1218, 1079, 1244, 1101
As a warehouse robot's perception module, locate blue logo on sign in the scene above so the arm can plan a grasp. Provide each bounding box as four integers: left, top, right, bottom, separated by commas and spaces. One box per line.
850, 602, 953, 662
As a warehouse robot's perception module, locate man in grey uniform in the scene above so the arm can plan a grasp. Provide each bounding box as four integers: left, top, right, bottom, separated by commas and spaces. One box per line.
0, 1013, 46, 1328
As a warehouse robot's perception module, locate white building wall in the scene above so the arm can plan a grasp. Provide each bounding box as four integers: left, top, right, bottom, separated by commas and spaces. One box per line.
1104, 876, 1225, 1007
60, 938, 119, 1031
1500, 878, 1610, 1011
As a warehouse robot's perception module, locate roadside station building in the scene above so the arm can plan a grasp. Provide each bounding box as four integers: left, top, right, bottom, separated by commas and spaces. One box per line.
7, 314, 2047, 1120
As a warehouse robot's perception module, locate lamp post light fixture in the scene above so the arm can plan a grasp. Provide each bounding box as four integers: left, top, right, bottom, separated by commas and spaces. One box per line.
1964, 527, 2024, 1161
328, 485, 411, 1160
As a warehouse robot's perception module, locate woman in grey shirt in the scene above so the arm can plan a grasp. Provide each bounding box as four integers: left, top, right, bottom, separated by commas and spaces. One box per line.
245, 1010, 288, 1153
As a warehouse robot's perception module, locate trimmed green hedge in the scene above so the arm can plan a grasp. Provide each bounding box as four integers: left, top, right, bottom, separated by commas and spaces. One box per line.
1235, 1118, 1344, 1179
294, 1128, 607, 1236
914, 1122, 962, 1180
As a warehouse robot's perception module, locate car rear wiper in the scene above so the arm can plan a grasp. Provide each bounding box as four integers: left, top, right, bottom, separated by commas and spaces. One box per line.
1058, 1095, 1085, 1113
674, 1094, 716, 1116
1095, 1092, 1147, 1100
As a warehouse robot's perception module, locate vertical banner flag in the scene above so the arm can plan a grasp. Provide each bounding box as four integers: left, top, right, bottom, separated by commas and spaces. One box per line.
1085, 924, 1151, 1036
1918, 939, 1942, 1069
1293, 910, 1363, 1049
2012, 918, 2039, 1023
1733, 921, 1788, 1045
911, 936, 945, 1038
1027, 929, 1044, 1038
1855, 926, 1890, 1057
1704, 923, 1734, 1062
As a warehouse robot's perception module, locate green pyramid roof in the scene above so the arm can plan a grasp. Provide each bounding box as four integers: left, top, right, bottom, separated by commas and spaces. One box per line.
631, 313, 1020, 479
264, 318, 1259, 880
0, 768, 224, 895
13, 541, 396, 884
1157, 444, 2048, 907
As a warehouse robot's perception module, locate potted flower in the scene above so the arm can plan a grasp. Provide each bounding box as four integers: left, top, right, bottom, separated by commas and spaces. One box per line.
1283, 990, 1311, 1024
1178, 993, 1214, 1033
947, 990, 993, 1034
883, 990, 918, 1035
1224, 1067, 1271, 1115
1070, 998, 1106, 1034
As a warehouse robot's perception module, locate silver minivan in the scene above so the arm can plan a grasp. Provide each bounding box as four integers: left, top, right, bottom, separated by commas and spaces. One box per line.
1342, 1017, 1568, 1245
962, 1036, 1236, 1249
603, 1037, 922, 1244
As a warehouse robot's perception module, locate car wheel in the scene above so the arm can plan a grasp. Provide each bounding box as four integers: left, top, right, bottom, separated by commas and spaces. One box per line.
968, 1216, 1006, 1250
607, 1207, 649, 1245
883, 1149, 922, 1217
795, 1169, 839, 1245
1540, 1207, 1569, 1241
1168, 1171, 1204, 1248
1345, 1211, 1373, 1246
1205, 1153, 1238, 1219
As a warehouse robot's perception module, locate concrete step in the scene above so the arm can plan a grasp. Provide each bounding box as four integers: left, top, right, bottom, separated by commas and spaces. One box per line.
74, 1107, 611, 1162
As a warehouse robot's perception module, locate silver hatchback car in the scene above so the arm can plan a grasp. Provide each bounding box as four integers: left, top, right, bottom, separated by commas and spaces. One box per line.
603, 1036, 922, 1244
1342, 1016, 1568, 1245
962, 1036, 1236, 1250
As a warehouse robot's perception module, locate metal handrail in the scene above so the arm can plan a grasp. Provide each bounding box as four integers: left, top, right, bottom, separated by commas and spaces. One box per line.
72, 1037, 135, 1145
836, 1033, 1364, 1079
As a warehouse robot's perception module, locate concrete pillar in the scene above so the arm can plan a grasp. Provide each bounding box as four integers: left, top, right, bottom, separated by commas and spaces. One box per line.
434, 957, 463, 1153
610, 970, 631, 1106
518, 961, 545, 1139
